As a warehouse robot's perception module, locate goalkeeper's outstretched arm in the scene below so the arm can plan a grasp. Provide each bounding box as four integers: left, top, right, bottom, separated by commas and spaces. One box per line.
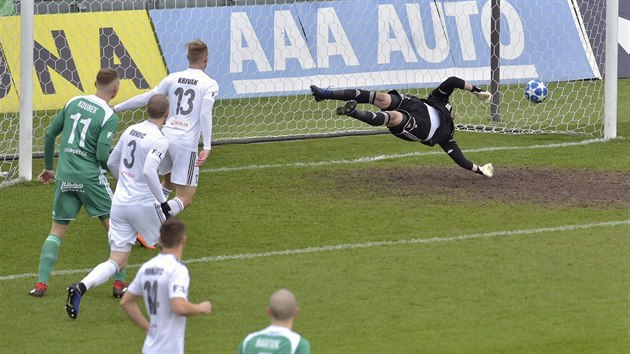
435, 76, 492, 103
439, 139, 494, 177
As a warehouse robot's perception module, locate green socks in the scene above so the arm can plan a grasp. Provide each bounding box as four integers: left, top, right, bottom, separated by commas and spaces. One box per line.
37, 234, 62, 283
113, 266, 126, 282
37, 234, 127, 284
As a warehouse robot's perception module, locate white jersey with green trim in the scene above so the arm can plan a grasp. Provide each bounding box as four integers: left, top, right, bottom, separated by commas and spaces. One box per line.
239, 325, 311, 354
127, 253, 190, 354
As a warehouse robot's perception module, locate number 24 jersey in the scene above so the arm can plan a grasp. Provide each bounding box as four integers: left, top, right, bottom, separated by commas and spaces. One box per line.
127, 253, 191, 354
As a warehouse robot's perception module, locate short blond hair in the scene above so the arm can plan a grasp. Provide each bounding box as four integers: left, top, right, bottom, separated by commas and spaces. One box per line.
186, 39, 208, 64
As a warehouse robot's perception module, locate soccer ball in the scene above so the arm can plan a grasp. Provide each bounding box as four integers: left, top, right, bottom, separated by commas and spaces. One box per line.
524, 79, 548, 103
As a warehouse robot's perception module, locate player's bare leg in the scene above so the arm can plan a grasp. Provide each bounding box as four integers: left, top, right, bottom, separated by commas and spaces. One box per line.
173, 184, 196, 210
99, 218, 108, 230
160, 174, 192, 217
162, 173, 174, 194
50, 222, 69, 239
372, 92, 393, 110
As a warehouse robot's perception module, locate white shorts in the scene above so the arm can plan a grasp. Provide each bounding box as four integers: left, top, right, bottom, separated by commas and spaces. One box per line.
109, 204, 166, 252
159, 144, 200, 187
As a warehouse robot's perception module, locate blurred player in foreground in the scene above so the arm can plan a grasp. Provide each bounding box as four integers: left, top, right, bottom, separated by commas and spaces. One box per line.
29, 68, 127, 298
310, 76, 495, 177
114, 39, 219, 218
65, 95, 172, 319
120, 218, 213, 354
238, 289, 311, 354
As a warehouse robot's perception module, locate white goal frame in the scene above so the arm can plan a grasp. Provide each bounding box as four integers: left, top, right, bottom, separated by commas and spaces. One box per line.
9, 0, 620, 183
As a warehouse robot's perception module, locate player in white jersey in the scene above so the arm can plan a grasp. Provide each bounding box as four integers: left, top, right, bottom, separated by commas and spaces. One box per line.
238, 289, 311, 354
65, 95, 172, 320
120, 218, 213, 354
114, 39, 219, 218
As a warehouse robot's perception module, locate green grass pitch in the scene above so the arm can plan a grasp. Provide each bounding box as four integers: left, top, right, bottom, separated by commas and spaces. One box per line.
0, 79, 629, 353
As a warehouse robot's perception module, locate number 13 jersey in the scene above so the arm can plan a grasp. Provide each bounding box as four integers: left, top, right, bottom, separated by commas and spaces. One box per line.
151, 68, 219, 152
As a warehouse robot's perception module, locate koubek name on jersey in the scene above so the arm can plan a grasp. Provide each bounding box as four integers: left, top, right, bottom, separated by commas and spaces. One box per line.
55, 95, 118, 184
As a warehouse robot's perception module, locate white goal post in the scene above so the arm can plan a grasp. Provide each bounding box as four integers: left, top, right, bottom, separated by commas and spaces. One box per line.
605, 0, 619, 139
0, 0, 619, 185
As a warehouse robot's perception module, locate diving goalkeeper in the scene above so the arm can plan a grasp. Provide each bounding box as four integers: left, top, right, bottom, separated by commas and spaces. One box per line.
310, 76, 494, 177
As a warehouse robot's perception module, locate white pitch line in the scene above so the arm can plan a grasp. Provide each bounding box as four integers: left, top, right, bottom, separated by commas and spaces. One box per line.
202, 138, 610, 173
2, 218, 628, 281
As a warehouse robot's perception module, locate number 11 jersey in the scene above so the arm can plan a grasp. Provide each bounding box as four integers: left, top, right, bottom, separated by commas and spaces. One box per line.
53, 95, 119, 184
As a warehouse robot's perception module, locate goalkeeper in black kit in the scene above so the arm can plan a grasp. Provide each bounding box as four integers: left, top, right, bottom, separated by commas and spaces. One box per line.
310, 76, 494, 177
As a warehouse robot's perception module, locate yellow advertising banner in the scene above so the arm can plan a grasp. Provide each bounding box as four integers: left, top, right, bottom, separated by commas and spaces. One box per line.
0, 10, 166, 112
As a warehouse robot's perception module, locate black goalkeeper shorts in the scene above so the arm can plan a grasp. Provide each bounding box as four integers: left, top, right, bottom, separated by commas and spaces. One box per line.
386, 93, 432, 142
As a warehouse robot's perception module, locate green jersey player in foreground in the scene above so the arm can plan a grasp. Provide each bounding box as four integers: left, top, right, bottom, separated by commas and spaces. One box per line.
120, 218, 213, 354
29, 68, 127, 298
238, 289, 311, 354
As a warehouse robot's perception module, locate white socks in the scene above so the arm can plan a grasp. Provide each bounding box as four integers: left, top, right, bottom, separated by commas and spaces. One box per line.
162, 187, 173, 200
167, 197, 185, 217
82, 259, 119, 291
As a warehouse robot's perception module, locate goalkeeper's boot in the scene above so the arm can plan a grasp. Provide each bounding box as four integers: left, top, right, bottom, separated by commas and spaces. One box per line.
479, 163, 494, 178
336, 100, 358, 116
65, 283, 84, 319
310, 85, 331, 102
137, 234, 155, 250
28, 282, 47, 297
112, 280, 128, 299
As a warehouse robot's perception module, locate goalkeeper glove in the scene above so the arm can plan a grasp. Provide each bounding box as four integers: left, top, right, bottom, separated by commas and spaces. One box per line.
479, 163, 494, 178
160, 202, 172, 219
473, 91, 492, 103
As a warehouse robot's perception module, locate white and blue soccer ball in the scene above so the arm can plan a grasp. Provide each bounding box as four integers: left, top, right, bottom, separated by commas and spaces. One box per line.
524, 79, 549, 103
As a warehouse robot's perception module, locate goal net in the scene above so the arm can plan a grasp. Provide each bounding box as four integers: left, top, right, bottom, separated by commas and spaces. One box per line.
0, 0, 18, 183
0, 0, 612, 185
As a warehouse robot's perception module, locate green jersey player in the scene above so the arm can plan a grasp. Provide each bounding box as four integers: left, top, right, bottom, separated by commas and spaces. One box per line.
238, 289, 311, 354
29, 68, 126, 298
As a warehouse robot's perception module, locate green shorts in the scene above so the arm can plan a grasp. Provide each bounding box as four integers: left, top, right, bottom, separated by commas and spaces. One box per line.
52, 180, 113, 223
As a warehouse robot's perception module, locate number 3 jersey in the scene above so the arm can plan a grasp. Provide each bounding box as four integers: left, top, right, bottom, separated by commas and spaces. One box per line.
115, 68, 219, 152
127, 253, 191, 354
108, 120, 170, 206
50, 95, 119, 184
